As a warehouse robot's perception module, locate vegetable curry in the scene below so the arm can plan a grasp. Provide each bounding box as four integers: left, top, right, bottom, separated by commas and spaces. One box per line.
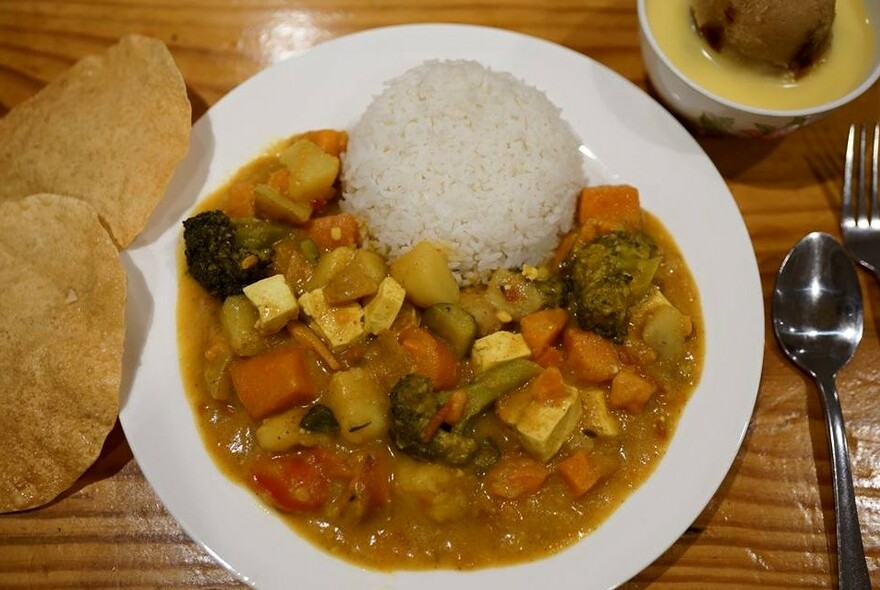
177, 129, 704, 570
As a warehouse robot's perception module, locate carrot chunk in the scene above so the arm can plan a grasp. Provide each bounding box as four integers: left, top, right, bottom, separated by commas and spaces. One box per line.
306, 129, 349, 157
230, 345, 318, 419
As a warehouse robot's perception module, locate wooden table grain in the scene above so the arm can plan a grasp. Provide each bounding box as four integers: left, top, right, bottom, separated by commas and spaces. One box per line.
1, 1, 879, 588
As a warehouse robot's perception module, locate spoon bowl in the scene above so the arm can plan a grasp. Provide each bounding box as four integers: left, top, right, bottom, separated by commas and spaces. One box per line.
772, 231, 870, 589
773, 232, 864, 378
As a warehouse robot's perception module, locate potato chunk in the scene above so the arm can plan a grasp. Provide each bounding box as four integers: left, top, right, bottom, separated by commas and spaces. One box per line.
390, 241, 459, 308
394, 459, 472, 522
256, 406, 332, 451
323, 368, 389, 443
279, 138, 340, 202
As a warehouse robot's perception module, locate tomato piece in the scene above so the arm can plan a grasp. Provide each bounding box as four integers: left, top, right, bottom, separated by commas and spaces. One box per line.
310, 446, 354, 480
250, 454, 330, 512
348, 447, 393, 517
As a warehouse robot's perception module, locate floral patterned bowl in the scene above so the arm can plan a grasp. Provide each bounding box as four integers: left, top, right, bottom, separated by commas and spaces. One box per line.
636, 0, 880, 138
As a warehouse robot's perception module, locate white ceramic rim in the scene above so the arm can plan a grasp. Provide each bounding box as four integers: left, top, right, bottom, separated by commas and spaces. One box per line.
119, 23, 765, 590
636, 0, 880, 118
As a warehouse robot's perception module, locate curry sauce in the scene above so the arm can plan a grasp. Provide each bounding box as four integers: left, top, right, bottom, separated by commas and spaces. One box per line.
176, 131, 704, 570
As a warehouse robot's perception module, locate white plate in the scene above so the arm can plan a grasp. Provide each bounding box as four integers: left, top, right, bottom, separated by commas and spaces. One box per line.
120, 23, 764, 590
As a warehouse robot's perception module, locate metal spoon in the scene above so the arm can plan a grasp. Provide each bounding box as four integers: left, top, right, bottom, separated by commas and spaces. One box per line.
772, 231, 871, 590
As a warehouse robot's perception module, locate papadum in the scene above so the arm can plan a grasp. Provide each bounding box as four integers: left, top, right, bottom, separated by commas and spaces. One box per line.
0, 194, 125, 512
0, 35, 191, 248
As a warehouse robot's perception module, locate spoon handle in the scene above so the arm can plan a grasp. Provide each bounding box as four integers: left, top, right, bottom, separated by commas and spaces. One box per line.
816, 374, 872, 590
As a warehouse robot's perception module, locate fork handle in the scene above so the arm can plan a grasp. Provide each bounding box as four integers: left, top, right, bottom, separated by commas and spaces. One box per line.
817, 373, 872, 589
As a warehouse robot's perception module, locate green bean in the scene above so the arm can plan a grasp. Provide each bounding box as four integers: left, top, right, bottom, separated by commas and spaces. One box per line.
456, 358, 541, 427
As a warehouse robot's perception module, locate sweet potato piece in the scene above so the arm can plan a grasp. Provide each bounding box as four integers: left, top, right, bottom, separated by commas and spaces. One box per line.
306, 129, 349, 157
529, 366, 568, 404
226, 182, 255, 218
485, 456, 550, 499
535, 346, 564, 369
230, 345, 317, 419
307, 213, 360, 250
563, 327, 619, 383
577, 185, 642, 234
557, 450, 603, 497
520, 307, 569, 358
609, 367, 657, 414
268, 168, 290, 196
399, 326, 459, 390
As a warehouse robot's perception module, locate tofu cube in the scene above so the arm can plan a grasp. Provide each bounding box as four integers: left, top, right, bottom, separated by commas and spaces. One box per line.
363, 276, 406, 335
298, 288, 364, 350
512, 385, 582, 462
471, 331, 531, 372
242, 274, 299, 335
580, 388, 620, 437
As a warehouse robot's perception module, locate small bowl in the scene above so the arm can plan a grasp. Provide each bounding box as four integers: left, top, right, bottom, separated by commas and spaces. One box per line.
637, 0, 880, 138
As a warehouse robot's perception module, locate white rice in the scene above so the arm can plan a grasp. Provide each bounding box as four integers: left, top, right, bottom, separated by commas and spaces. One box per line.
340, 60, 585, 284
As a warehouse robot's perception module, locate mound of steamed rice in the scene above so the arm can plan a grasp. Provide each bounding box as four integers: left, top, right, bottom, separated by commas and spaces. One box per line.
340, 60, 585, 285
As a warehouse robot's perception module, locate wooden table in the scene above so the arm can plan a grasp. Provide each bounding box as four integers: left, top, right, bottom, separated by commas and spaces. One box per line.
1, 1, 878, 588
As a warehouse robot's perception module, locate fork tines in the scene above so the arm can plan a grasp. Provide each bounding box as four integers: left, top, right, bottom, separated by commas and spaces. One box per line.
842, 123, 880, 229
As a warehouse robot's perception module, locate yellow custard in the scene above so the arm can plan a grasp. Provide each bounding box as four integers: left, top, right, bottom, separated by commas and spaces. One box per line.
646, 0, 876, 110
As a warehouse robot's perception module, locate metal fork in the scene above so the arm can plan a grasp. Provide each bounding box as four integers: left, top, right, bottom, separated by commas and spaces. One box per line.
841, 123, 880, 281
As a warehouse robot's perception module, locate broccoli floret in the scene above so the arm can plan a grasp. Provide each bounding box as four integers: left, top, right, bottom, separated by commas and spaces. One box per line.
389, 374, 478, 465
389, 360, 542, 466
561, 231, 658, 342
182, 210, 276, 299
534, 274, 565, 309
